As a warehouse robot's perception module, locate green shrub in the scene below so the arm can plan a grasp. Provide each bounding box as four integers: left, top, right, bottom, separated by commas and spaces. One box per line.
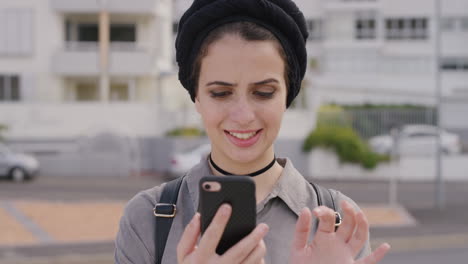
165, 127, 206, 137
316, 104, 351, 128
302, 126, 389, 170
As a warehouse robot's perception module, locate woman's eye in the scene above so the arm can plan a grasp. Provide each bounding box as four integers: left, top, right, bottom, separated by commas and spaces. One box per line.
253, 91, 275, 99
210, 91, 232, 98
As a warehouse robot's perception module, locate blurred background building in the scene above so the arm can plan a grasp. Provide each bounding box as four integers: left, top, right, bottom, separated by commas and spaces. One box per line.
0, 0, 192, 140
0, 0, 190, 176
1, 2, 467, 263
1, 0, 467, 177
175, 0, 468, 137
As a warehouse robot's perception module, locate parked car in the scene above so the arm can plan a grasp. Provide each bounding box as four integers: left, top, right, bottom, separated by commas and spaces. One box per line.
168, 144, 211, 178
0, 143, 39, 182
369, 124, 462, 156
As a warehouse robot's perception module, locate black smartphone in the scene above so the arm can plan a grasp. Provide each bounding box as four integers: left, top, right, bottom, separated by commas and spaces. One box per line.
198, 176, 256, 255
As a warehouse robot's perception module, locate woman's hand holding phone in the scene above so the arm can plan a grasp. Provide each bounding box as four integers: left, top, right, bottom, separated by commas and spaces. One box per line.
288, 200, 391, 264
177, 204, 269, 264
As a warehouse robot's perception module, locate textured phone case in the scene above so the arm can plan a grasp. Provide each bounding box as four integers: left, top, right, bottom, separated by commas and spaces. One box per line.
198, 176, 256, 255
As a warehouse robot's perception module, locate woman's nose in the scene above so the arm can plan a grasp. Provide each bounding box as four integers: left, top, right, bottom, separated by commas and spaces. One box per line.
229, 97, 255, 126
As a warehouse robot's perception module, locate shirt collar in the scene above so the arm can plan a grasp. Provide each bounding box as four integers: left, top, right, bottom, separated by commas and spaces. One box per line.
272, 157, 317, 216
185, 155, 315, 216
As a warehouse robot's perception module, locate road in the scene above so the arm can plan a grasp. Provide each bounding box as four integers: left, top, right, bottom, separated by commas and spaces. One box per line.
2, 176, 468, 206
3, 247, 467, 264
0, 175, 163, 201
381, 247, 468, 264
1, 175, 467, 263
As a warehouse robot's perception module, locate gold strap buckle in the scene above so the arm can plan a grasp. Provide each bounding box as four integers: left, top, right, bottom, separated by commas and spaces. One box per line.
153, 203, 177, 218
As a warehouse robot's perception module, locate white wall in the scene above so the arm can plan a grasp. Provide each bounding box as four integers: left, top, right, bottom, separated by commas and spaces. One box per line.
381, 0, 434, 16
173, 0, 192, 19
155, 0, 173, 72
294, 0, 323, 17
308, 149, 468, 181
0, 103, 161, 138
279, 110, 316, 139
442, 0, 468, 16
441, 101, 468, 129
0, 8, 34, 55
0, 0, 62, 102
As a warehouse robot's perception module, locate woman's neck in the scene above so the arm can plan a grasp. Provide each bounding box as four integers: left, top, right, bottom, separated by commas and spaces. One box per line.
208, 151, 283, 204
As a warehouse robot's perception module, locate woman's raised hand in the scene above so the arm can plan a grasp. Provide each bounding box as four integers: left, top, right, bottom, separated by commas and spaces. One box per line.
289, 200, 390, 264
177, 204, 269, 264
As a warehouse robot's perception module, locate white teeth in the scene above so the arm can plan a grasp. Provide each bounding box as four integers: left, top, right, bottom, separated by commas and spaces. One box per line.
229, 131, 257, 140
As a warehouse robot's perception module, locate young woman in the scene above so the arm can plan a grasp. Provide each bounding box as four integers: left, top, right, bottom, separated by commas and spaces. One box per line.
115, 1, 390, 263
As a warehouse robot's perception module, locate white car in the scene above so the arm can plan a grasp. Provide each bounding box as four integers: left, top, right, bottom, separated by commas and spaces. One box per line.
0, 143, 40, 182
168, 143, 211, 178
369, 125, 462, 156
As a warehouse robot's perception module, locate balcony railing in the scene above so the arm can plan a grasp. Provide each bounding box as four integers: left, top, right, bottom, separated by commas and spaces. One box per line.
109, 42, 149, 52
51, 0, 156, 14
53, 41, 154, 75
65, 41, 98, 52
324, 0, 379, 10
64, 41, 149, 52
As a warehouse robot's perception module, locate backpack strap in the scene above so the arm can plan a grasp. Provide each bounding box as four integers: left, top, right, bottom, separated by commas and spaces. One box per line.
153, 176, 184, 264
310, 182, 342, 231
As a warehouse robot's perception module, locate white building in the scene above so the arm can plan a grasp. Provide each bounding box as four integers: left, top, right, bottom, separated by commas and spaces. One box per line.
303, 0, 468, 137
171, 0, 468, 139
0, 0, 196, 142
296, 0, 468, 106
1, 0, 467, 142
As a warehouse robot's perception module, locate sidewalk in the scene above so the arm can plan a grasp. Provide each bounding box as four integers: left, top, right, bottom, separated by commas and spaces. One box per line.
0, 199, 422, 264
1, 178, 468, 263
0, 199, 415, 248
0, 200, 125, 247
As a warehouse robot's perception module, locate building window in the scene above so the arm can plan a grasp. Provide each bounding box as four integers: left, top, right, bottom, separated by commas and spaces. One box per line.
385, 18, 428, 40
306, 19, 323, 41
443, 17, 468, 32
462, 17, 468, 30
77, 23, 98, 42
441, 58, 468, 71
66, 21, 136, 42
355, 11, 376, 39
172, 22, 179, 34
0, 8, 33, 55
0, 75, 21, 101
110, 24, 136, 42
356, 18, 376, 39
75, 82, 99, 101
441, 17, 456, 31
110, 83, 129, 102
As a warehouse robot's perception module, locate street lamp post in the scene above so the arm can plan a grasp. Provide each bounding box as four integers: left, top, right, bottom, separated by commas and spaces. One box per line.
434, 0, 444, 209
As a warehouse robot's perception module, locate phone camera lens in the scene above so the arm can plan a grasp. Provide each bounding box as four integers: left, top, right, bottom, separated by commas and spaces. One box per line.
204, 183, 211, 190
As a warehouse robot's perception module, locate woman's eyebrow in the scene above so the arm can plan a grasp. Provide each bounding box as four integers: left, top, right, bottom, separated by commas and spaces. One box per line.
206, 81, 235, 87
205, 78, 278, 87
251, 78, 279, 86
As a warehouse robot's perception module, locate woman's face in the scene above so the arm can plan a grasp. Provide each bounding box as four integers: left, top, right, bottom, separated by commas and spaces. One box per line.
195, 34, 287, 165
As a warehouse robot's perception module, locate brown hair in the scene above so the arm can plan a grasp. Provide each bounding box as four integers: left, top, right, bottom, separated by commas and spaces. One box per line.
191, 21, 290, 96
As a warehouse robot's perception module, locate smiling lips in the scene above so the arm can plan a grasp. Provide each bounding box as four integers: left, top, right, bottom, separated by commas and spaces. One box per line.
225, 129, 262, 148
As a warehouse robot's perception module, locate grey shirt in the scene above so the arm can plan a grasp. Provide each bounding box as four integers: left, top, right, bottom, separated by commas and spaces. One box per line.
114, 157, 371, 264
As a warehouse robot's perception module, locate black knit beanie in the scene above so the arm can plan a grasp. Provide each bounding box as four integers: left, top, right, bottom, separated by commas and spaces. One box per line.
175, 0, 309, 108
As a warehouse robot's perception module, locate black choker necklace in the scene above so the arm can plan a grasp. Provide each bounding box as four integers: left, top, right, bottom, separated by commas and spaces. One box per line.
209, 154, 277, 177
